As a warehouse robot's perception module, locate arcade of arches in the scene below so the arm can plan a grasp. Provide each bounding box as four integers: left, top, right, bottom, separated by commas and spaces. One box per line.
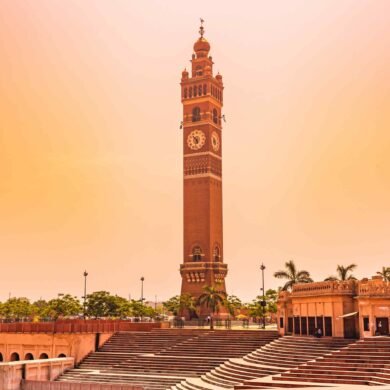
0, 332, 112, 363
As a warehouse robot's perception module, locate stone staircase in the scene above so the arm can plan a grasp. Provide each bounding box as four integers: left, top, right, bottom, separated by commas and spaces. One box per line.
56, 328, 279, 390
173, 336, 352, 390
269, 337, 390, 387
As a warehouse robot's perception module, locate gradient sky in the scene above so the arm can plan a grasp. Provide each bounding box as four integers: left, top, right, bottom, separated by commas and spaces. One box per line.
0, 0, 389, 303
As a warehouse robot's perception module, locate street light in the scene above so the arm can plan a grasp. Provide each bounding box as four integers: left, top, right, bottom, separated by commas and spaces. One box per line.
260, 263, 266, 329
83, 271, 88, 319
140, 277, 145, 323
140, 277, 145, 304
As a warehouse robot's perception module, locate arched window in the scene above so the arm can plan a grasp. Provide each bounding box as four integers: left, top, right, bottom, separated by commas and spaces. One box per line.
25, 353, 34, 360
194, 85, 197, 97
39, 353, 49, 359
192, 246, 203, 262
0, 353, 3, 362
184, 88, 187, 99
213, 246, 221, 262
192, 107, 201, 122
203, 84, 207, 95
198, 85, 202, 96
189, 87, 193, 98
213, 109, 218, 124
58, 353, 66, 358
10, 352, 20, 361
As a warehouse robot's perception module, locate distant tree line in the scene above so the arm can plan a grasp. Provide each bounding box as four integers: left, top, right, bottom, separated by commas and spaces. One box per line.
0, 291, 160, 322
1, 263, 388, 324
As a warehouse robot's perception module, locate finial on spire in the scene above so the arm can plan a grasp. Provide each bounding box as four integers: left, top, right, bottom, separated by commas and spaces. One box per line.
199, 18, 205, 37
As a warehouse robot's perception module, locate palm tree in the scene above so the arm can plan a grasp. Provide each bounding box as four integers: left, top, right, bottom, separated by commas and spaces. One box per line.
377, 267, 390, 282
197, 286, 226, 329
325, 264, 357, 281
274, 260, 313, 291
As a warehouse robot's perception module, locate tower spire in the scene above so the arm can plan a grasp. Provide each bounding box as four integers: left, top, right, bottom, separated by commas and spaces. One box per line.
199, 18, 205, 37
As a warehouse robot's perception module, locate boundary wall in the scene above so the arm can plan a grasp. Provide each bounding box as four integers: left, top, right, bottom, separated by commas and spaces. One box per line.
22, 381, 142, 390
0, 358, 74, 390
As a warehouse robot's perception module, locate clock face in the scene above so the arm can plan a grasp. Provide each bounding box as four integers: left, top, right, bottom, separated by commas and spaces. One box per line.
211, 131, 220, 152
187, 130, 206, 150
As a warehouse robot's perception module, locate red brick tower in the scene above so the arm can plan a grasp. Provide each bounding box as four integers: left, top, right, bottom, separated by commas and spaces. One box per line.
179, 21, 228, 318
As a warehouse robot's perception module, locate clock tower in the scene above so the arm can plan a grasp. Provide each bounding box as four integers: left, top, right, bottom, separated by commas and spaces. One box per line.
179, 22, 228, 318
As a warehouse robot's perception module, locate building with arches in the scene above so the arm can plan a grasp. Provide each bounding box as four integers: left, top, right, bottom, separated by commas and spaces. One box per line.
277, 275, 390, 338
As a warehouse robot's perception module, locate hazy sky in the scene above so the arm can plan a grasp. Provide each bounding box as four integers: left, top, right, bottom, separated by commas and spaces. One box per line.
0, 0, 389, 303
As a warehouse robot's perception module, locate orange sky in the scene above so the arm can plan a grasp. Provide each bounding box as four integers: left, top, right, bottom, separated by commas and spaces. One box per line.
0, 0, 389, 302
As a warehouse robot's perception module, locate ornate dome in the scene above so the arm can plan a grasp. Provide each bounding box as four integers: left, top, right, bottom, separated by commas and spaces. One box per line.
194, 37, 210, 57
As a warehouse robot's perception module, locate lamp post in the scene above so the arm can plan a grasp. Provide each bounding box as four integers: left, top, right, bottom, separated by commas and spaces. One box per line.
260, 263, 266, 329
83, 270, 88, 319
140, 277, 145, 304
140, 277, 145, 322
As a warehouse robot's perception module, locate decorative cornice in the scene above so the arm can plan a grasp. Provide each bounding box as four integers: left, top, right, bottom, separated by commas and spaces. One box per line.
184, 173, 221, 181
183, 120, 221, 130
184, 151, 221, 160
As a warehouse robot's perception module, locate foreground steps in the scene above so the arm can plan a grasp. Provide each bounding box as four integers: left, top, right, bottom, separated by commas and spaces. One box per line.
57, 328, 279, 390
237, 337, 390, 388
173, 336, 352, 390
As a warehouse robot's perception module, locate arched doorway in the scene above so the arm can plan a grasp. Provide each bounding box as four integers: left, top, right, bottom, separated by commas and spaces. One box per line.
58, 353, 66, 358
10, 352, 20, 361
24, 353, 34, 360
39, 353, 49, 359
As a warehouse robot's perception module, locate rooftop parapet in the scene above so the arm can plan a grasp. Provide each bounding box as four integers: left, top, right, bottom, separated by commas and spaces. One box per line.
358, 276, 390, 297
291, 280, 357, 297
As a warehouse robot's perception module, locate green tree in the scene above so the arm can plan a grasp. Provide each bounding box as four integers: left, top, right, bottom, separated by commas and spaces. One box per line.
163, 294, 195, 317
85, 291, 117, 318
197, 286, 226, 329
128, 300, 157, 319
274, 260, 313, 291
129, 300, 146, 317
377, 266, 390, 282
224, 295, 242, 317
1, 298, 33, 321
46, 295, 82, 320
86, 292, 145, 319
31, 299, 50, 321
163, 296, 181, 316
179, 293, 196, 317
325, 264, 357, 281
113, 296, 132, 318
248, 289, 278, 320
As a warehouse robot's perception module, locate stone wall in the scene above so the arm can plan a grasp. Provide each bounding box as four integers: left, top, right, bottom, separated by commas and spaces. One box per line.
22, 381, 142, 390
0, 320, 170, 334
0, 358, 74, 390
0, 332, 112, 364
0, 322, 170, 364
